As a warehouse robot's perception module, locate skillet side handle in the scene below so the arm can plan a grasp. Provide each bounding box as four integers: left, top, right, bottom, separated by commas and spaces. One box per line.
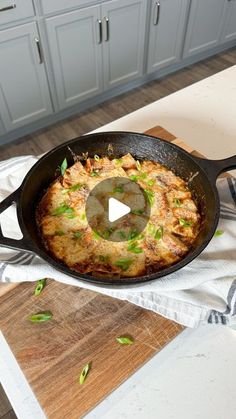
192, 155, 236, 181
0, 188, 32, 252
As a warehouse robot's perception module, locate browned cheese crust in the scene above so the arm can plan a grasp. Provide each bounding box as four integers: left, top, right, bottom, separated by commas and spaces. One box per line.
36, 153, 201, 278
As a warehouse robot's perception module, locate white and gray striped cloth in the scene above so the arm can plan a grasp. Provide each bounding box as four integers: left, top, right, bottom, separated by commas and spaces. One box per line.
0, 155, 236, 328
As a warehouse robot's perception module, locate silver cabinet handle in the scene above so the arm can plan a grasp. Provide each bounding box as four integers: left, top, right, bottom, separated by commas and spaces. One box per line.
104, 17, 109, 41
35, 38, 43, 64
0, 3, 16, 12
153, 1, 160, 25
97, 19, 102, 44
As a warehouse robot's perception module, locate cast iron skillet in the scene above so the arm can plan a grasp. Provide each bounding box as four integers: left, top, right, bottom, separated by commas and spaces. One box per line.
0, 132, 235, 285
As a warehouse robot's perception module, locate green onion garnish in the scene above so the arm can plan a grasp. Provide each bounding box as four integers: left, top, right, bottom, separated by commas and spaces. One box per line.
34, 279, 47, 296
127, 242, 143, 254
179, 218, 193, 227
114, 258, 133, 271
28, 311, 52, 323
60, 158, 68, 176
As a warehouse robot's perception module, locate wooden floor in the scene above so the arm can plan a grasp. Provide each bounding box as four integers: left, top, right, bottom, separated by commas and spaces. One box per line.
0, 47, 236, 160
0, 47, 235, 419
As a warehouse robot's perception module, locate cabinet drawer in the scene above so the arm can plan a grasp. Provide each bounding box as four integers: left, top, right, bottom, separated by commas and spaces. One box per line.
0, 0, 34, 26
40, 0, 99, 15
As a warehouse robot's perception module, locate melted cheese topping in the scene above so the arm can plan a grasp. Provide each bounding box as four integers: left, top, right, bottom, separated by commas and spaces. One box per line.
36, 153, 201, 278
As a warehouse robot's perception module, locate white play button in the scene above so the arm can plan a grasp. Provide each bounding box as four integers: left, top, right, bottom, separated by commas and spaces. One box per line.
108, 197, 131, 223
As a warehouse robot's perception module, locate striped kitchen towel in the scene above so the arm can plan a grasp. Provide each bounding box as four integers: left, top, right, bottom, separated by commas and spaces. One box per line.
0, 155, 236, 328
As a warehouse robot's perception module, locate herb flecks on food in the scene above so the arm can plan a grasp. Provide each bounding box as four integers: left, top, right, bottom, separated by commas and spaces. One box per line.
60, 158, 68, 176
99, 255, 110, 263
116, 337, 134, 345
131, 209, 144, 215
55, 230, 65, 236
79, 363, 91, 385
118, 230, 126, 239
173, 198, 181, 207
34, 279, 47, 296
144, 189, 155, 206
93, 230, 101, 240
129, 175, 138, 182
127, 242, 143, 254
73, 231, 83, 239
90, 170, 99, 177
214, 229, 224, 237
154, 226, 163, 240
114, 258, 133, 271
179, 218, 193, 227
62, 184, 83, 194
28, 311, 53, 323
128, 229, 139, 241
52, 203, 75, 218
113, 186, 124, 193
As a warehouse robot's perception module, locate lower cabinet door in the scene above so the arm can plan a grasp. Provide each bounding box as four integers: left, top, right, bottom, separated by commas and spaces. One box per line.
0, 22, 52, 132
102, 0, 147, 90
147, 0, 189, 74
46, 5, 103, 110
220, 0, 236, 44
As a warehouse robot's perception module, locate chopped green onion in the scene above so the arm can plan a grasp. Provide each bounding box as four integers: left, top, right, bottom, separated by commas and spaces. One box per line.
99, 255, 110, 263
127, 242, 143, 254
34, 279, 46, 296
127, 229, 139, 241
62, 183, 83, 194
144, 189, 155, 206
79, 362, 91, 385
102, 228, 113, 239
139, 172, 147, 180
118, 231, 126, 239
116, 337, 134, 345
113, 186, 124, 193
81, 212, 86, 221
28, 311, 52, 323
52, 204, 75, 217
179, 218, 193, 227
131, 209, 144, 215
114, 258, 133, 271
94, 154, 100, 161
93, 230, 101, 240
129, 175, 138, 182
60, 158, 68, 176
55, 230, 65, 236
173, 198, 181, 207
147, 222, 156, 237
154, 226, 163, 240
91, 170, 99, 177
147, 179, 155, 187
73, 231, 83, 239
214, 229, 224, 237
115, 158, 122, 165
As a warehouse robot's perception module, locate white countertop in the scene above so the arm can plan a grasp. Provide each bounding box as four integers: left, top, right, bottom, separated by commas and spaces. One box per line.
0, 66, 236, 419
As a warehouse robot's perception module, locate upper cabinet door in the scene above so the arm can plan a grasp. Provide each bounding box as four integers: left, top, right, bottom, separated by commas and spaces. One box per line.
147, 0, 189, 74
102, 0, 147, 90
220, 0, 236, 43
46, 5, 103, 110
183, 0, 227, 58
0, 22, 52, 132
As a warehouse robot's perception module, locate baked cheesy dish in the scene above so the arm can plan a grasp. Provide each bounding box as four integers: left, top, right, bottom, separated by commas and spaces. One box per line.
36, 153, 201, 278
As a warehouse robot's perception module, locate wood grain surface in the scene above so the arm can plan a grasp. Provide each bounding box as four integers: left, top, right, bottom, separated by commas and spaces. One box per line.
0, 126, 193, 418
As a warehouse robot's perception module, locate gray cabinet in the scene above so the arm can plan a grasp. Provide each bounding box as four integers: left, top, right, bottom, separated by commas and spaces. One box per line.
45, 5, 103, 110
46, 0, 147, 110
147, 0, 189, 74
0, 22, 52, 132
102, 0, 147, 89
0, 0, 34, 26
220, 0, 236, 43
183, 0, 227, 58
0, 117, 5, 136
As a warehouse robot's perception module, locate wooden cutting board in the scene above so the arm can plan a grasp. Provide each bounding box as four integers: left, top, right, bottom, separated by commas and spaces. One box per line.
0, 126, 196, 419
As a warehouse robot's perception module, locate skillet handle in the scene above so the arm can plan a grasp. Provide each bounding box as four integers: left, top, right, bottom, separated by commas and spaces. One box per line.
0, 188, 32, 252
193, 155, 236, 181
